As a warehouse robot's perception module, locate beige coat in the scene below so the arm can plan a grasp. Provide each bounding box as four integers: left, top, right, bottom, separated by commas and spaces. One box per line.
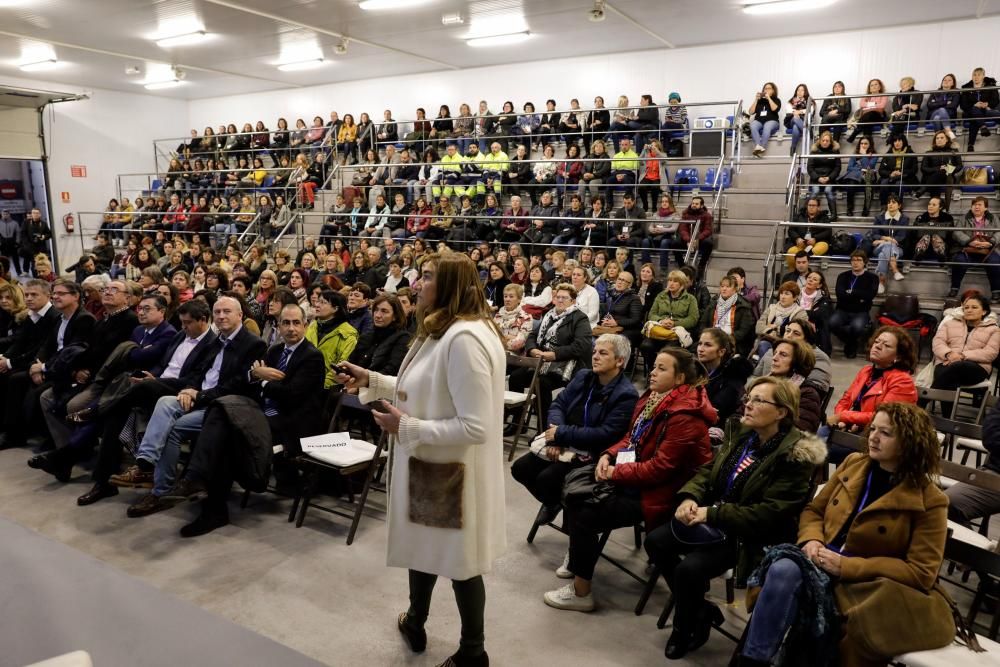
360, 319, 507, 580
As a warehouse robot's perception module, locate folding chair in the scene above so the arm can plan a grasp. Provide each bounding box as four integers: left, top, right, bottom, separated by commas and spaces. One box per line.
957, 394, 997, 469
505, 353, 544, 462
288, 395, 388, 544
933, 415, 982, 463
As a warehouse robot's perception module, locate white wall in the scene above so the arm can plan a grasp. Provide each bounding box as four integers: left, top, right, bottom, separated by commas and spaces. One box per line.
187, 16, 1000, 131
0, 73, 189, 268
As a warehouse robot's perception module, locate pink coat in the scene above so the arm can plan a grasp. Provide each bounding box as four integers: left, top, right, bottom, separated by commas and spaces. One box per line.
932, 317, 1000, 373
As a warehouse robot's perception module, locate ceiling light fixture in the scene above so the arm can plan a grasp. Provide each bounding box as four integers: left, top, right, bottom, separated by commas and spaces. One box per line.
144, 79, 184, 90
742, 0, 835, 15
466, 31, 531, 48
18, 58, 59, 72
441, 12, 464, 26
277, 57, 326, 72
359, 0, 435, 10
155, 30, 209, 48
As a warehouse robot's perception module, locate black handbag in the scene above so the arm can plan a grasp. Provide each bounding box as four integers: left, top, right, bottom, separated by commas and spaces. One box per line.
562, 464, 614, 507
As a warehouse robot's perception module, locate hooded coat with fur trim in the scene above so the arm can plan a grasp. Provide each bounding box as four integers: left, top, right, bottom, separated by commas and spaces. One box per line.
677, 424, 827, 584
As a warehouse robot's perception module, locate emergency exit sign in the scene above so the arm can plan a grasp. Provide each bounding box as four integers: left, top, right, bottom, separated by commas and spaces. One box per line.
70, 165, 87, 178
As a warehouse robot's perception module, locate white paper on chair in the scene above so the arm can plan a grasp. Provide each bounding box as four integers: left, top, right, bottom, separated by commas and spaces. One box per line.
300, 432, 376, 467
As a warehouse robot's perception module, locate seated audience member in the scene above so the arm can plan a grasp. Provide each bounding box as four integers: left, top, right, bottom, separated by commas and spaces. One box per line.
753, 281, 807, 359
818, 80, 851, 141
306, 289, 359, 389
864, 194, 910, 293
826, 326, 918, 463
511, 334, 638, 530
382, 258, 409, 295
610, 137, 639, 194
887, 76, 924, 139
697, 328, 752, 430
948, 394, 1000, 524
597, 271, 643, 347
765, 339, 823, 433
785, 84, 810, 156
782, 251, 811, 290
508, 283, 593, 432
838, 135, 878, 218
877, 134, 917, 206
753, 319, 832, 392
644, 376, 825, 660
521, 265, 553, 319
570, 266, 600, 328
806, 131, 841, 219
634, 263, 664, 322
543, 348, 715, 613
738, 402, 952, 666
579, 141, 610, 205
700, 275, 754, 357
483, 262, 510, 310
611, 193, 647, 262
673, 196, 714, 278
846, 78, 889, 144
960, 66, 1000, 153
911, 196, 953, 266
109, 296, 266, 518
748, 82, 782, 157
493, 284, 533, 354
829, 250, 878, 358
728, 267, 762, 322
948, 196, 1000, 301
920, 129, 963, 205
163, 303, 326, 536
346, 282, 374, 336
929, 292, 999, 395
786, 197, 831, 267
927, 73, 961, 139
347, 294, 411, 377
637, 140, 669, 212
647, 193, 679, 270
594, 259, 620, 303
639, 270, 699, 369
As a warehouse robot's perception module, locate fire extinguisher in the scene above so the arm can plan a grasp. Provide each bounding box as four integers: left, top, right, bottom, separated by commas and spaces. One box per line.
62, 213, 74, 233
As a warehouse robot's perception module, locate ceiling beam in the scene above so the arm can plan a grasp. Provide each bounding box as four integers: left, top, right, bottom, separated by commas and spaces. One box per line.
202, 0, 459, 70
0, 29, 299, 89
605, 2, 675, 48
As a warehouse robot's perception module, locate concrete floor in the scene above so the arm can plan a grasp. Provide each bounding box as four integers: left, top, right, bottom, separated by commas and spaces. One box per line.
0, 353, 954, 667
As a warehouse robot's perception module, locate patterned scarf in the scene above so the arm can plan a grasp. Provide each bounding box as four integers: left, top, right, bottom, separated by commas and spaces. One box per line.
718, 429, 787, 502
537, 305, 578, 379
714, 293, 739, 334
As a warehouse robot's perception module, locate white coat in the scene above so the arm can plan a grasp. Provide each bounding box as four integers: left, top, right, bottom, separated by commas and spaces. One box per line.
360, 318, 507, 581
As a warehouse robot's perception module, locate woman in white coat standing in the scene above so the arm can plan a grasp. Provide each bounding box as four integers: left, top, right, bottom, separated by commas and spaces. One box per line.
339, 251, 506, 667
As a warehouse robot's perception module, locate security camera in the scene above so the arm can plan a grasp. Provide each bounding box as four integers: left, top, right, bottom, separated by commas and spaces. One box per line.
588, 8, 605, 22
334, 39, 348, 55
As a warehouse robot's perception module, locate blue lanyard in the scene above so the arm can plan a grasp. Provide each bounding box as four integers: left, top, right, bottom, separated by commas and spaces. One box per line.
582, 385, 597, 427
725, 433, 758, 494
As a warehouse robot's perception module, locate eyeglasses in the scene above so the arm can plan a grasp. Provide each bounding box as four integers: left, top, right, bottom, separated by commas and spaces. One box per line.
101, 287, 123, 294
746, 396, 779, 408
136, 305, 155, 312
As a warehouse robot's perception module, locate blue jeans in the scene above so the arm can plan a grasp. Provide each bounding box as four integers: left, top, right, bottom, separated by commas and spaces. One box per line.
456, 136, 472, 155
809, 183, 836, 210
751, 120, 779, 148
929, 107, 954, 131
829, 309, 870, 353
743, 558, 804, 662
874, 242, 903, 276
789, 116, 805, 153
135, 396, 206, 496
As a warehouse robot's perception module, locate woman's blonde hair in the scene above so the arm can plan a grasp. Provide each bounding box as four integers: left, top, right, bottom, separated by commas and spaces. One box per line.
417, 251, 501, 340
0, 282, 27, 323
746, 376, 800, 430
34, 254, 51, 272
666, 269, 690, 289
503, 283, 524, 299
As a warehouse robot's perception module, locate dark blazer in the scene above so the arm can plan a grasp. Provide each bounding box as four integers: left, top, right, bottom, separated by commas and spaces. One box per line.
81, 308, 139, 373
127, 320, 178, 370
39, 307, 96, 363
259, 340, 326, 452
149, 329, 219, 387
191, 325, 267, 408
348, 327, 411, 376
5, 306, 61, 371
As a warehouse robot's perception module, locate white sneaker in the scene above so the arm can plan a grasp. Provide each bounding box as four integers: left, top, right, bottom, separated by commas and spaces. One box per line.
555, 551, 573, 579
543, 583, 595, 612
893, 271, 905, 281
878, 282, 886, 295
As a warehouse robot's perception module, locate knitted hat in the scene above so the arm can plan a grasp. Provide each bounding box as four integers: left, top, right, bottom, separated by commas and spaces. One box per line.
668, 92, 681, 102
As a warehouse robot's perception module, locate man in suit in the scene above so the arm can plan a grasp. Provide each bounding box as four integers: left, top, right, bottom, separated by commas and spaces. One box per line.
164, 303, 326, 536
37, 279, 138, 451
29, 293, 177, 479
1, 279, 95, 449
78, 299, 217, 506
111, 295, 266, 517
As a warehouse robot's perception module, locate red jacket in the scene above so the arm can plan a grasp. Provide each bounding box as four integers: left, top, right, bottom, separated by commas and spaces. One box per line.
605, 385, 716, 529
679, 207, 713, 242
833, 365, 917, 427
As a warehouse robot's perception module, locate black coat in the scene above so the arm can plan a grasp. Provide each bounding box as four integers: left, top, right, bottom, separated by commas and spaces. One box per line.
705, 356, 754, 425
788, 209, 832, 245
258, 340, 326, 454
39, 307, 96, 364
877, 147, 918, 183
603, 289, 643, 340
960, 77, 1000, 114
525, 308, 593, 377
82, 308, 139, 373
190, 325, 267, 408
349, 327, 411, 376
4, 306, 60, 371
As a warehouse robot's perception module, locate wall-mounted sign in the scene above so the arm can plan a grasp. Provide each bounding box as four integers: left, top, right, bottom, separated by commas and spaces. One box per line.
61, 191, 71, 203
0, 180, 21, 199
70, 165, 87, 178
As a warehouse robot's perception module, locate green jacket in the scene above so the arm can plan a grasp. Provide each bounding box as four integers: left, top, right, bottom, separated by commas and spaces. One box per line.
647, 290, 699, 330
306, 319, 359, 388
676, 423, 827, 584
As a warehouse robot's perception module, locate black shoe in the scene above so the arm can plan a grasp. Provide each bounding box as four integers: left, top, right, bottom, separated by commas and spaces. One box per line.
397, 612, 427, 653
77, 483, 119, 506
27, 451, 74, 483
689, 603, 724, 652
982, 127, 991, 138
861, 208, 870, 217
435, 652, 489, 667
968, 145, 976, 152
737, 656, 772, 667
664, 629, 693, 660
161, 478, 208, 502
948, 287, 959, 298
179, 509, 229, 538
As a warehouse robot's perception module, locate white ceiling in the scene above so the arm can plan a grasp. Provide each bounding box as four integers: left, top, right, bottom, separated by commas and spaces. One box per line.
0, 0, 996, 99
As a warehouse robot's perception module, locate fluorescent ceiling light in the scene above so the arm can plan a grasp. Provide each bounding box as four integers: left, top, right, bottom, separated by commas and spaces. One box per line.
743, 0, 835, 15
467, 31, 531, 47
144, 80, 183, 90
19, 58, 59, 72
155, 30, 208, 48
277, 58, 326, 72
359, 0, 434, 9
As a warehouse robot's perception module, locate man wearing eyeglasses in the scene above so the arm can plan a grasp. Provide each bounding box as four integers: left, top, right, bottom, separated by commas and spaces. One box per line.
0, 280, 95, 450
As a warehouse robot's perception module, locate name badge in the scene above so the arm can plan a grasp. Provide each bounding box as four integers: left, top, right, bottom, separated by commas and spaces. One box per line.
622, 224, 630, 234
616, 449, 636, 464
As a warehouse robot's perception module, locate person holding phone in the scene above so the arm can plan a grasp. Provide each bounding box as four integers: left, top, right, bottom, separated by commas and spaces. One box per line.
337, 251, 506, 667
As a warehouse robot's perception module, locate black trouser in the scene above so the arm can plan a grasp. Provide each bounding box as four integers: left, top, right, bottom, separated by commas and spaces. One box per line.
2, 371, 49, 442
644, 521, 738, 633
510, 452, 587, 508
931, 361, 990, 417
564, 493, 643, 581
0, 240, 20, 273
407, 570, 486, 657
507, 368, 565, 427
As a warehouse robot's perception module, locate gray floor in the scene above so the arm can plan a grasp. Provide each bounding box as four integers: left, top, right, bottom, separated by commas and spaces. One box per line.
0, 354, 972, 667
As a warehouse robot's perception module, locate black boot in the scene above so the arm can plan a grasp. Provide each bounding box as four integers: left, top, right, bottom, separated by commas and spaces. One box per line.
829, 199, 838, 222
664, 628, 694, 660
736, 656, 771, 667
690, 602, 724, 652
180, 504, 229, 538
